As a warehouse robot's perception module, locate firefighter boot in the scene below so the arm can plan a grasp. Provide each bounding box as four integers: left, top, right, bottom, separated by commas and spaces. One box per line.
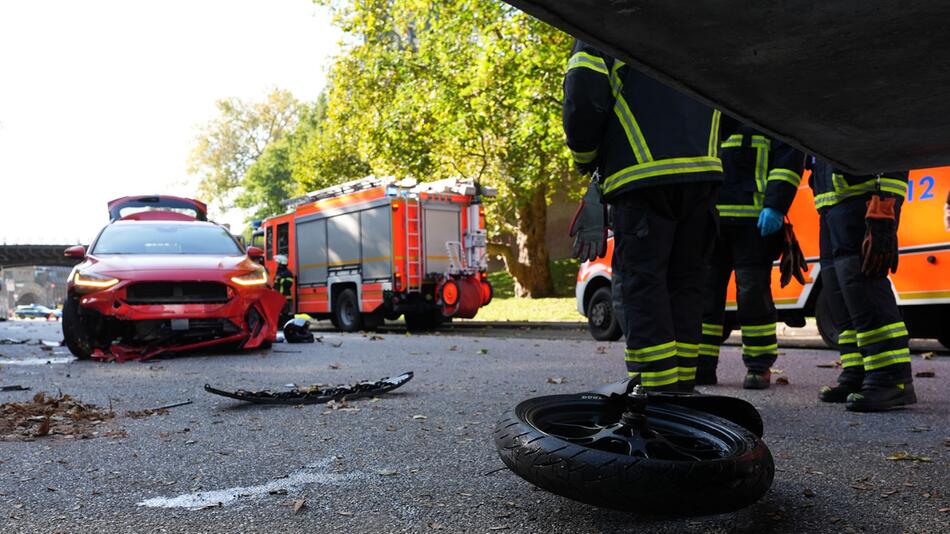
742, 370, 771, 390
846, 382, 917, 412
695, 367, 718, 386
819, 368, 864, 403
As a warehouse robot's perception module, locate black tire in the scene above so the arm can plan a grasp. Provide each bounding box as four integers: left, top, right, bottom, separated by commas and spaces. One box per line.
587, 287, 622, 342
814, 289, 840, 350
938, 334, 950, 351
493, 393, 774, 516
62, 296, 93, 360
404, 310, 443, 332
332, 288, 362, 332
361, 311, 383, 331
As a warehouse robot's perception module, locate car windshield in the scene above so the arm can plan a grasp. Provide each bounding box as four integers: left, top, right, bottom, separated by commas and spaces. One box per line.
92, 224, 242, 255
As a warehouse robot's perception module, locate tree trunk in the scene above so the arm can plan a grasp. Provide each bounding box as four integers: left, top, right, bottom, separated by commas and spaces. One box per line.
489, 184, 555, 298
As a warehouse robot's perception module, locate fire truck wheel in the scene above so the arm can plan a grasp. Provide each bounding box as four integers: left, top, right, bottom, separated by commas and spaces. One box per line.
333, 288, 362, 332
404, 310, 443, 332
814, 289, 840, 351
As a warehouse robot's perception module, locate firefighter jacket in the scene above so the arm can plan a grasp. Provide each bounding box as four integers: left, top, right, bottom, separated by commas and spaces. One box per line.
275, 266, 294, 298
808, 157, 908, 210
717, 125, 805, 222
563, 40, 733, 200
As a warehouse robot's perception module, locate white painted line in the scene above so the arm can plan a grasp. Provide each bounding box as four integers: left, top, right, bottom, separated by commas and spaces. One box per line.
137, 457, 364, 510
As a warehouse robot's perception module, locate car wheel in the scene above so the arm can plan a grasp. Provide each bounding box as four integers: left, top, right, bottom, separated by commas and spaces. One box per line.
814, 289, 840, 351
587, 287, 622, 341
333, 288, 362, 332
62, 297, 93, 360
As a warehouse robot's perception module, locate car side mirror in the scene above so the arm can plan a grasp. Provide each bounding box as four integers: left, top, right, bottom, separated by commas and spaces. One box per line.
246, 246, 264, 260
64, 245, 86, 259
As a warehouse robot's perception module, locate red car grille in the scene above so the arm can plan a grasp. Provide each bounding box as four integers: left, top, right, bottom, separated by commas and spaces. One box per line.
125, 282, 229, 304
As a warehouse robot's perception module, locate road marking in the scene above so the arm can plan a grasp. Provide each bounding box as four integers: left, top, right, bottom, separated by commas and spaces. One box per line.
137, 457, 364, 510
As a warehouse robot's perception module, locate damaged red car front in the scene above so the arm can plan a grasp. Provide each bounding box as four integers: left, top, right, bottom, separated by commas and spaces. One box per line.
62, 196, 286, 362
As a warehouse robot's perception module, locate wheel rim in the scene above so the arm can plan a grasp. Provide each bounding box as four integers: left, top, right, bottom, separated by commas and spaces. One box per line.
340, 298, 357, 327
589, 300, 611, 328
523, 397, 750, 462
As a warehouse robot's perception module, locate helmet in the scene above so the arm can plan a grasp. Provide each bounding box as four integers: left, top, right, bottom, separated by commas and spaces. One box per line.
283, 318, 314, 343
275, 254, 289, 265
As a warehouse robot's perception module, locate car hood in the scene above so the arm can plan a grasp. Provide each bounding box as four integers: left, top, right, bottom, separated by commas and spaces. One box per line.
86, 254, 257, 274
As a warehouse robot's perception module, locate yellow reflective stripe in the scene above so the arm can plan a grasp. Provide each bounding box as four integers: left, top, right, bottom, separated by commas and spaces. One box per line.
702, 323, 723, 336
625, 341, 677, 363
707, 110, 722, 157
608, 62, 653, 164
742, 343, 778, 356
572, 148, 598, 164
676, 342, 699, 358
817, 177, 908, 208
678, 366, 697, 380
717, 204, 761, 218
863, 348, 912, 371
720, 135, 770, 149
768, 168, 802, 187
567, 52, 608, 75
699, 343, 720, 357
857, 322, 909, 347
755, 146, 769, 195
641, 368, 680, 387
603, 157, 723, 194
838, 329, 857, 345
840, 352, 863, 368
741, 323, 776, 337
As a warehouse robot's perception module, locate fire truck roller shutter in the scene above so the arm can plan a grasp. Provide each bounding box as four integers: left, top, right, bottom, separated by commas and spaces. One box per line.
423, 204, 462, 275
328, 212, 361, 269
296, 218, 328, 285
360, 206, 393, 280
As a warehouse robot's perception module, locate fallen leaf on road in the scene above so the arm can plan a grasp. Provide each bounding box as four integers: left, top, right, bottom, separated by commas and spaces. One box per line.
775, 377, 790, 385
328, 362, 341, 370
595, 346, 608, 354
914, 371, 935, 378
377, 469, 399, 476
369, 335, 384, 341
488, 527, 509, 531
428, 522, 443, 530
338, 511, 353, 516
885, 451, 932, 462
449, 345, 458, 351
938, 507, 949, 513
815, 363, 836, 368
803, 488, 815, 498
547, 377, 566, 385
921, 352, 935, 360
292, 499, 306, 514
477, 348, 489, 355
412, 415, 427, 420
331, 342, 343, 348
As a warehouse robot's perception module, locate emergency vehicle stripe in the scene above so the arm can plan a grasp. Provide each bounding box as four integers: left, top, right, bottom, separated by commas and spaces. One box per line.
608, 62, 653, 164
742, 344, 778, 357
567, 52, 609, 75
838, 329, 857, 345
768, 168, 802, 187
717, 204, 761, 218
699, 343, 720, 357
840, 352, 863, 368
707, 110, 722, 157
857, 322, 908, 347
639, 367, 680, 387
572, 148, 598, 164
603, 157, 723, 194
625, 341, 677, 363
675, 342, 699, 359
863, 348, 912, 371
741, 323, 776, 337
702, 323, 723, 336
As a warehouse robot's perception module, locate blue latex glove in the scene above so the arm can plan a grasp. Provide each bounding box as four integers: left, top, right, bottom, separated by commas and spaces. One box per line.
757, 207, 784, 236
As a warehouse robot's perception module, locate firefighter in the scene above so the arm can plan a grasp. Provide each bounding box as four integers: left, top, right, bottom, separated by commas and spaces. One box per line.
274, 255, 295, 326
564, 39, 735, 391
810, 157, 916, 411
698, 127, 805, 389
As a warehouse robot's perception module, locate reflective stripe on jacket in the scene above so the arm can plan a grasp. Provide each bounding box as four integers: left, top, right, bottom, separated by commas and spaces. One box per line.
809, 158, 908, 210
717, 125, 804, 222
563, 40, 734, 199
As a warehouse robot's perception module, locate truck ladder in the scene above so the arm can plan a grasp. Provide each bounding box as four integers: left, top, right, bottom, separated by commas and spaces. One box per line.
405, 199, 423, 292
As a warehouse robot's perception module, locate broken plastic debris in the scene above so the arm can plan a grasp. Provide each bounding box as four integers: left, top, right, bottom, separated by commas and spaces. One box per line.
204, 372, 413, 405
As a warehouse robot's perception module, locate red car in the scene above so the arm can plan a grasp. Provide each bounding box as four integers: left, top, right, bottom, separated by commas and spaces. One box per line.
62, 196, 285, 361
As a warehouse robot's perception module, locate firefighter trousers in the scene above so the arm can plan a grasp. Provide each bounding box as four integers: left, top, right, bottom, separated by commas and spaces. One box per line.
700, 224, 782, 374
611, 182, 719, 391
819, 195, 913, 387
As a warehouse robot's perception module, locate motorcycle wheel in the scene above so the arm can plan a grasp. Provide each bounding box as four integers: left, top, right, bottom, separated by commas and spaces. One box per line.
493, 393, 774, 516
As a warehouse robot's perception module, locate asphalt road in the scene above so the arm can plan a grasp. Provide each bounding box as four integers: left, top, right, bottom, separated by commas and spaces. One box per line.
0, 319, 947, 534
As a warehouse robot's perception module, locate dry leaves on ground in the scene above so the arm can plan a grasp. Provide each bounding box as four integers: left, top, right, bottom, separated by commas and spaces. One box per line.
1, 392, 115, 441
775, 376, 790, 385
547, 377, 567, 385
125, 408, 169, 419
885, 451, 932, 462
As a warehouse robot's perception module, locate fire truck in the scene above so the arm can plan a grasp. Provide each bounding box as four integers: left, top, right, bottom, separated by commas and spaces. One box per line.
577, 167, 950, 348
257, 176, 495, 331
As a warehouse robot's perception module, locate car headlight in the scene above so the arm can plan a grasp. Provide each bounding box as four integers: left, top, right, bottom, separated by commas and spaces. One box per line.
73, 271, 120, 290
231, 268, 268, 286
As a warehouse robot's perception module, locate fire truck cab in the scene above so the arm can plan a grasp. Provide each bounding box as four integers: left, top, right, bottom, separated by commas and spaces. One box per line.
259, 176, 494, 331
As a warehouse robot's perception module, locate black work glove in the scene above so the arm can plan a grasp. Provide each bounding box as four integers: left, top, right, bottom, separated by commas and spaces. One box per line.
861, 194, 899, 277
779, 220, 807, 288
568, 178, 608, 262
